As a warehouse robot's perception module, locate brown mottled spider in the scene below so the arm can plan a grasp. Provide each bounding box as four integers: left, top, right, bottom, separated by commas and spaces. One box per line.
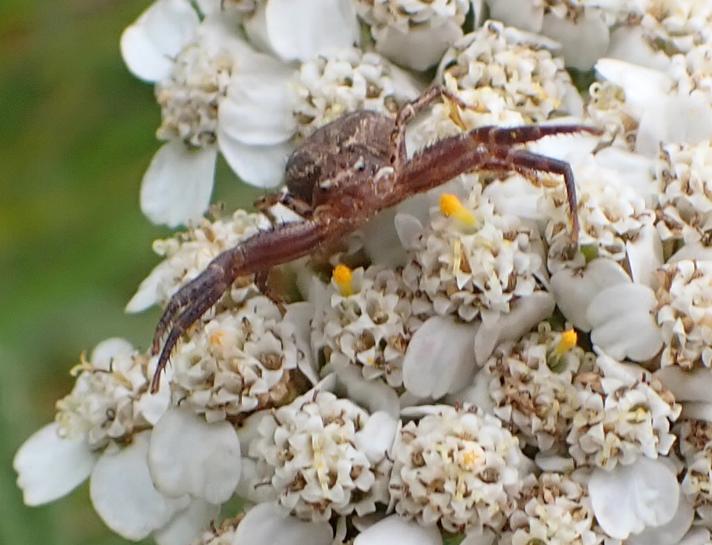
149, 85, 599, 392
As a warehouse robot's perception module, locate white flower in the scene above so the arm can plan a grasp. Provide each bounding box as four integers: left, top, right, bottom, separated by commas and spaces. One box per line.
485, 323, 588, 453
248, 391, 395, 521
313, 266, 418, 388
505, 472, 602, 545
389, 404, 528, 532
594, 58, 712, 156
485, 0, 616, 70
567, 350, 680, 470
434, 20, 582, 134
122, 5, 293, 226
292, 48, 421, 139
402, 182, 546, 322
126, 210, 268, 313
355, 0, 471, 70
169, 296, 308, 421
656, 140, 712, 246
656, 260, 712, 370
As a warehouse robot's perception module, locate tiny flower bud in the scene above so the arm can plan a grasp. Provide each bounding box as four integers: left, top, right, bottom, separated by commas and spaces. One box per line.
332, 264, 354, 296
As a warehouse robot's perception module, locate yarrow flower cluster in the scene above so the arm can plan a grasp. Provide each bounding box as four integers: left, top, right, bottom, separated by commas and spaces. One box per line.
14, 2, 712, 545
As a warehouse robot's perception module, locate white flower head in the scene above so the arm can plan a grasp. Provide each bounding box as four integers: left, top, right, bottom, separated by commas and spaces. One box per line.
505, 472, 601, 545
677, 418, 712, 525
542, 154, 655, 272
170, 296, 306, 422
293, 48, 421, 140
55, 341, 161, 450
126, 210, 268, 313
485, 0, 616, 70
402, 182, 545, 322
656, 260, 712, 370
249, 391, 394, 521
638, 1, 712, 58
389, 404, 528, 532
486, 323, 589, 453
656, 140, 712, 246
355, 0, 471, 70
567, 351, 680, 470
313, 265, 420, 388
436, 20, 582, 128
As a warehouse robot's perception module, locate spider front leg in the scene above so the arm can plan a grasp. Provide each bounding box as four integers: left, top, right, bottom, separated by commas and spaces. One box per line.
150, 216, 347, 392
390, 85, 468, 170
390, 123, 600, 241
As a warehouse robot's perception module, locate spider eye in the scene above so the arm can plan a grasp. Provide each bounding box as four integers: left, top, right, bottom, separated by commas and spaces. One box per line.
354, 157, 366, 172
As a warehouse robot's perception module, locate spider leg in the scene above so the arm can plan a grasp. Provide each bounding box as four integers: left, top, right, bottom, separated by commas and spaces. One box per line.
481, 123, 602, 145
390, 85, 468, 169
254, 190, 314, 224
501, 148, 580, 242
150, 216, 350, 392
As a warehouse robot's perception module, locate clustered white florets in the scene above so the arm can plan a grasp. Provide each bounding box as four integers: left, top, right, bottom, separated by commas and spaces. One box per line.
249, 391, 391, 521
15, 2, 712, 545
389, 405, 526, 533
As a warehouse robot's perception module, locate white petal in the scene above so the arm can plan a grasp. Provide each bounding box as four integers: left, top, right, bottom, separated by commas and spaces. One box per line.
362, 209, 410, 268
284, 302, 318, 385
154, 499, 219, 545
148, 407, 241, 504
589, 457, 679, 539
461, 529, 496, 545
217, 133, 289, 188
354, 515, 442, 545
636, 95, 712, 156
486, 0, 543, 33
474, 292, 555, 365
403, 316, 477, 399
681, 402, 712, 423
355, 412, 398, 464
14, 423, 96, 506
679, 528, 712, 545
235, 457, 278, 504
126, 260, 173, 312
233, 503, 332, 545
90, 432, 188, 540
120, 0, 199, 82
394, 213, 424, 251
542, 11, 609, 70
607, 26, 671, 71
595, 58, 672, 119
90, 338, 135, 371
626, 224, 663, 288
655, 367, 712, 402
628, 494, 693, 545
331, 362, 400, 418
587, 283, 662, 361
550, 258, 631, 331
264, 0, 357, 62
446, 368, 495, 414
374, 22, 463, 71
140, 142, 216, 227
219, 60, 296, 146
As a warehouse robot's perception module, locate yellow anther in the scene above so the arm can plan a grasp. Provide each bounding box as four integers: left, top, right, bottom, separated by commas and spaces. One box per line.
439, 193, 477, 227
556, 329, 578, 355
461, 450, 480, 470
332, 264, 354, 296
209, 331, 225, 347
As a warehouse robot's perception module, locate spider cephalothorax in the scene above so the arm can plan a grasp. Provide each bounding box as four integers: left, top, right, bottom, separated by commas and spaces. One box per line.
149, 86, 599, 392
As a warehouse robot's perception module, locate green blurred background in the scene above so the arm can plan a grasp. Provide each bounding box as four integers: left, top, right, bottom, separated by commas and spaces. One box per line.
0, 1, 259, 543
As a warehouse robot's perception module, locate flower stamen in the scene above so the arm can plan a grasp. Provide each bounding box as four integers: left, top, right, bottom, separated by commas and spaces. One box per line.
439, 193, 477, 228
332, 264, 354, 296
